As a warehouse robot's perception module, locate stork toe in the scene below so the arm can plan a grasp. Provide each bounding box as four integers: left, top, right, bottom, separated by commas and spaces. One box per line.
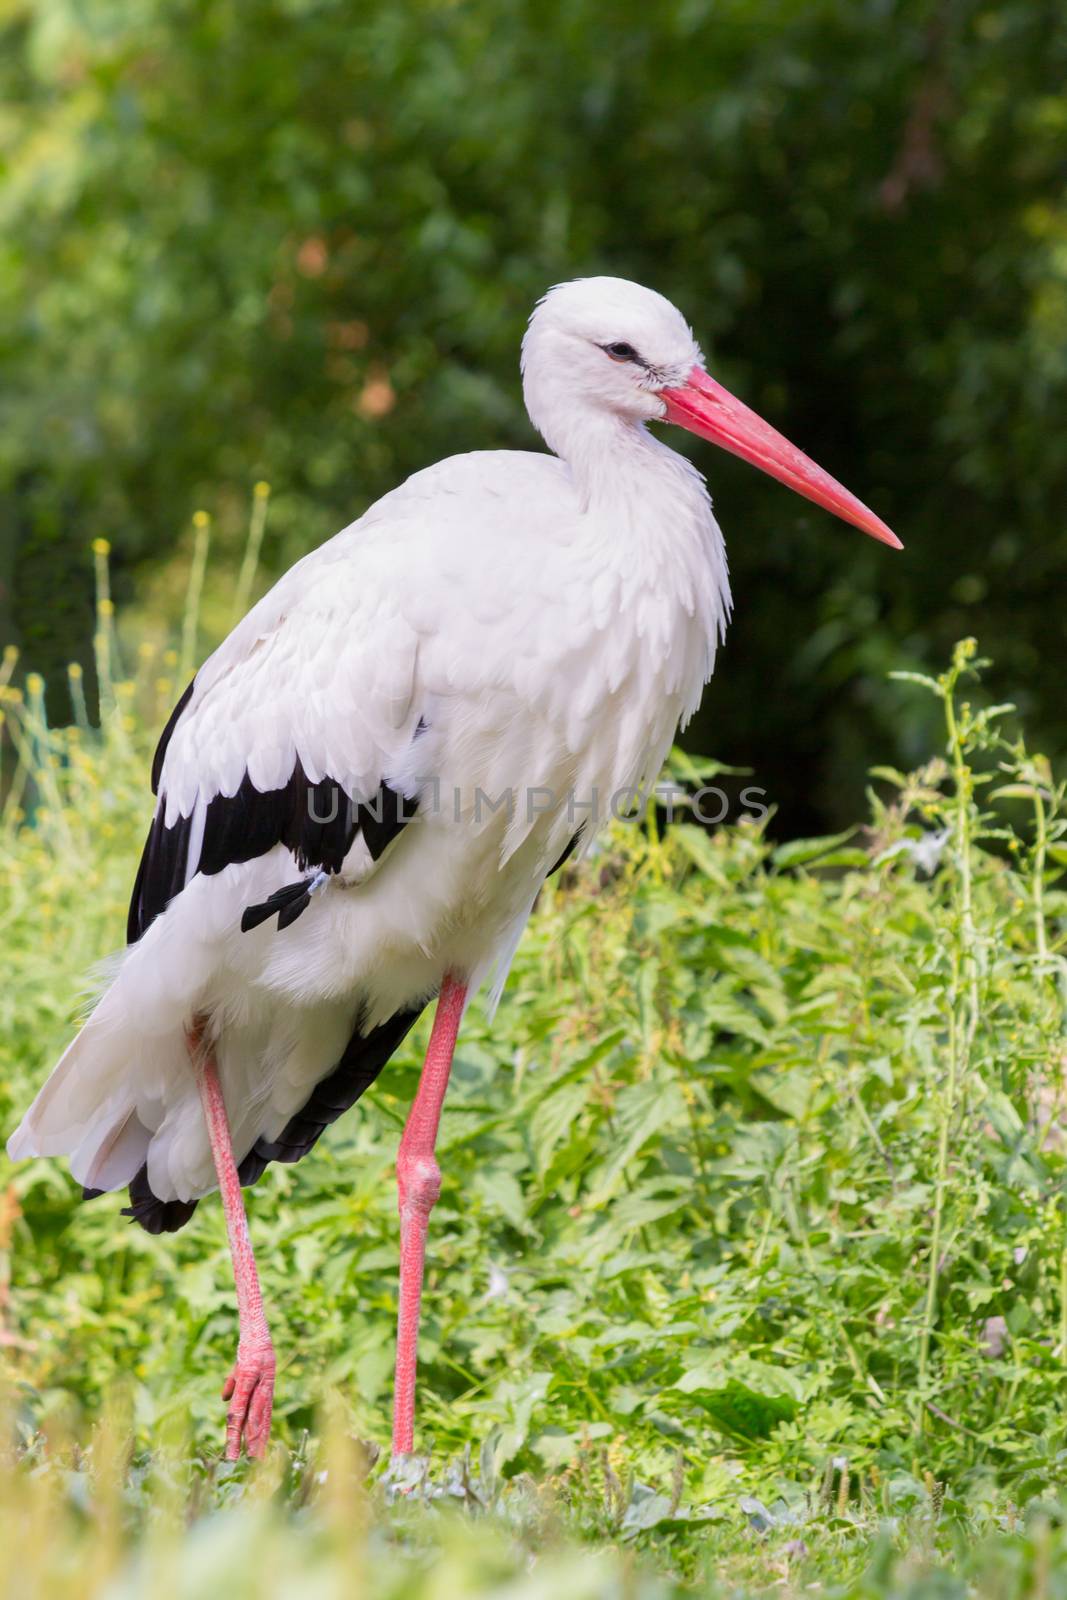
222, 1340, 276, 1460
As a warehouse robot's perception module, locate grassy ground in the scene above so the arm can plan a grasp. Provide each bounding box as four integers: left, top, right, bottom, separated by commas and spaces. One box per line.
1, 549, 1066, 1594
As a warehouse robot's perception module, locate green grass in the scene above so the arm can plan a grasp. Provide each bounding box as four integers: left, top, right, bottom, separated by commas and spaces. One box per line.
1, 560, 1066, 1595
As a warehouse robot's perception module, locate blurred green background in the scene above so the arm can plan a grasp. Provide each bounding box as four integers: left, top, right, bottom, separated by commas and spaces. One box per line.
2, 0, 1066, 831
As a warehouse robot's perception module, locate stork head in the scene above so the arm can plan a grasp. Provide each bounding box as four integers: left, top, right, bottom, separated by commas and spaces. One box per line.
522, 276, 900, 549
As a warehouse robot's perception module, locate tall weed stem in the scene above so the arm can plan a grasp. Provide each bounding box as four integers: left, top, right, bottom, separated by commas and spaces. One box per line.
916, 639, 981, 1427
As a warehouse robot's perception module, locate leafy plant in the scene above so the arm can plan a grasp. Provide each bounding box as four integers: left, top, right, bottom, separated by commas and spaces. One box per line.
0, 544, 1065, 1592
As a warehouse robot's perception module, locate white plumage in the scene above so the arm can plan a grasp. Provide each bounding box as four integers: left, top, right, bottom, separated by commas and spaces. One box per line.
9, 272, 895, 1225
9, 278, 730, 1211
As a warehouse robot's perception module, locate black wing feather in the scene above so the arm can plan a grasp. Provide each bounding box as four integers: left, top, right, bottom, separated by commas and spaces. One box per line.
151, 677, 196, 795
129, 761, 417, 944
548, 827, 583, 878
120, 1165, 199, 1235
115, 690, 428, 1234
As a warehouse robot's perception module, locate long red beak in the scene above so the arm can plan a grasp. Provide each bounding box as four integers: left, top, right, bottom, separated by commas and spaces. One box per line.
661, 366, 902, 550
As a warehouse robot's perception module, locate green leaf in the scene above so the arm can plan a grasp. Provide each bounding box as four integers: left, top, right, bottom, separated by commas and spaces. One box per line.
472, 1168, 528, 1230
672, 825, 722, 876
813, 848, 871, 868
701, 997, 771, 1047
529, 1080, 589, 1172
772, 828, 857, 868
991, 784, 1040, 801
750, 1065, 813, 1118
585, 1079, 687, 1203
678, 1378, 799, 1440
888, 670, 940, 692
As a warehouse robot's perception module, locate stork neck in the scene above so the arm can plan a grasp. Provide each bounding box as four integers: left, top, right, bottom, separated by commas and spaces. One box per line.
549, 404, 731, 655
552, 410, 678, 511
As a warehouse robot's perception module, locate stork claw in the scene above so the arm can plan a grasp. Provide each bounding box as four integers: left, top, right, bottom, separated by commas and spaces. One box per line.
222, 1339, 276, 1460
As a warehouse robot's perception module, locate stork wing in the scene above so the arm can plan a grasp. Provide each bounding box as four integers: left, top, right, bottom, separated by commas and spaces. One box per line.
129, 532, 424, 943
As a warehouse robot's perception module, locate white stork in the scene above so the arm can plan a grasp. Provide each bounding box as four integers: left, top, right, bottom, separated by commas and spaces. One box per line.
8, 277, 899, 1462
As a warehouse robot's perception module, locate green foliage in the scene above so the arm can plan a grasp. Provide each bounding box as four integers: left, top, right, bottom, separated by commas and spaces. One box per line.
7, 1417, 1067, 1600
1, 560, 1067, 1588
3, 0, 1067, 820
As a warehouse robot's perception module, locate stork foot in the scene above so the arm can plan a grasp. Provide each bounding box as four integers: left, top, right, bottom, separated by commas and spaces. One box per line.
221, 1338, 276, 1460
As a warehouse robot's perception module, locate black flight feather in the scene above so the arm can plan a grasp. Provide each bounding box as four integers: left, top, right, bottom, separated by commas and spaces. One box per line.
120, 1164, 198, 1235
548, 827, 584, 878
357, 786, 420, 862
151, 677, 196, 796
240, 876, 315, 933
129, 764, 418, 945
277, 893, 311, 931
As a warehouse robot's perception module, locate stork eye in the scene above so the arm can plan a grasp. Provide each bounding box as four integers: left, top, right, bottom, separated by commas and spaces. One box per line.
604, 341, 639, 363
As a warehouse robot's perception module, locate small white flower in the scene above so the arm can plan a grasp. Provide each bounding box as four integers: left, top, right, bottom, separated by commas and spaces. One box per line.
486, 1263, 510, 1300
907, 828, 950, 876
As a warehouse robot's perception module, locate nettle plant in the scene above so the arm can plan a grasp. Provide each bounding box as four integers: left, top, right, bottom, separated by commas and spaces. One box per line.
877, 644, 1067, 1431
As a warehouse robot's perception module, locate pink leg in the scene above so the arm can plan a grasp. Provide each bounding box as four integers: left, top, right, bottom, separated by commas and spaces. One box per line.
391, 972, 467, 1459
189, 1021, 276, 1461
